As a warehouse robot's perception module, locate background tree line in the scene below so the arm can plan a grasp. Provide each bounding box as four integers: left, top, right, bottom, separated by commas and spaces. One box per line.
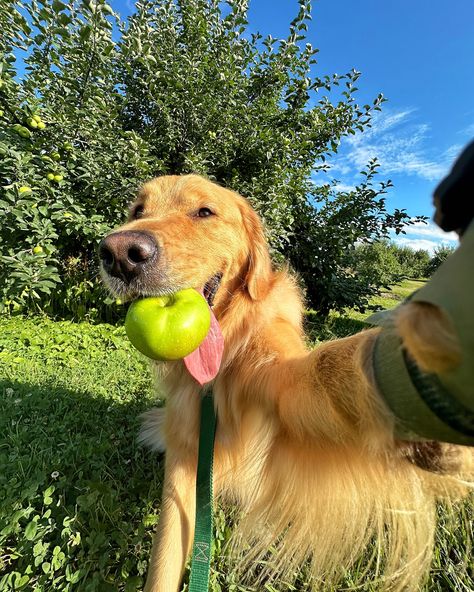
0, 0, 451, 320
351, 241, 454, 292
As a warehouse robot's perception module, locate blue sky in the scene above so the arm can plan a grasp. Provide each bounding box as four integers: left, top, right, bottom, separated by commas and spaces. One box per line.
116, 1, 474, 251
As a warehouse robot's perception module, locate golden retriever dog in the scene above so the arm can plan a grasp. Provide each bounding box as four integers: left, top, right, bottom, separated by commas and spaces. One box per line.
100, 174, 473, 592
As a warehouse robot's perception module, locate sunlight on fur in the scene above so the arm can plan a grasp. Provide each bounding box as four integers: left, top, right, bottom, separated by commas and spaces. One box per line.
103, 175, 473, 591
395, 302, 462, 374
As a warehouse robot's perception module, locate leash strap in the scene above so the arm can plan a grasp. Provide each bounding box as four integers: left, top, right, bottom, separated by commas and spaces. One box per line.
189, 389, 217, 592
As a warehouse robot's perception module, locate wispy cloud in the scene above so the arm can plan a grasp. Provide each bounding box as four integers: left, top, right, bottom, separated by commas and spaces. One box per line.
332, 182, 357, 192
392, 237, 443, 253
460, 122, 474, 138
330, 108, 462, 182
390, 220, 457, 254
403, 220, 457, 241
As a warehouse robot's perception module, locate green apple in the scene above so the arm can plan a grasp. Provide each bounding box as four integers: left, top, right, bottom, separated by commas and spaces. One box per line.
125, 289, 211, 360
33, 246, 43, 254
46, 173, 55, 181
33, 114, 42, 123
37, 121, 46, 130
27, 118, 38, 129
13, 124, 31, 138
19, 186, 32, 194
53, 174, 63, 182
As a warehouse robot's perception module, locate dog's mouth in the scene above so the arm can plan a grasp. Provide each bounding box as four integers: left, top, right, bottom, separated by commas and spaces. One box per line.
103, 269, 224, 309
99, 230, 225, 306
203, 273, 223, 308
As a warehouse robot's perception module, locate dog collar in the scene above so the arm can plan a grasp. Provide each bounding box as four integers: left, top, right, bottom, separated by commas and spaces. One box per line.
367, 220, 474, 445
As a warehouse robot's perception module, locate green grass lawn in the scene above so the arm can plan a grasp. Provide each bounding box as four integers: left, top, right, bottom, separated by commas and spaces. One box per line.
0, 281, 472, 591
305, 279, 428, 342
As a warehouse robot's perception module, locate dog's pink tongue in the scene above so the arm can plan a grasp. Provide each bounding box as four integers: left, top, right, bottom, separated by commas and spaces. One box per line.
184, 306, 224, 385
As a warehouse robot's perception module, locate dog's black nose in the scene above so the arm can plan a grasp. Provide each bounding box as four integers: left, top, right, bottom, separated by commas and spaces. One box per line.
99, 230, 158, 283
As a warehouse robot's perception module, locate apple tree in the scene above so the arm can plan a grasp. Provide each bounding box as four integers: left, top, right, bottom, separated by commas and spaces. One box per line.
1, 0, 420, 319
0, 0, 152, 318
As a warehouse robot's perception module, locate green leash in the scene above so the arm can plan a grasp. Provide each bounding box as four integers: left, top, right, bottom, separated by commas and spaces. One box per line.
188, 388, 217, 592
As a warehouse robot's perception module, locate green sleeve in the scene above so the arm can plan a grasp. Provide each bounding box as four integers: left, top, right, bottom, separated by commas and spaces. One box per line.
366, 221, 474, 445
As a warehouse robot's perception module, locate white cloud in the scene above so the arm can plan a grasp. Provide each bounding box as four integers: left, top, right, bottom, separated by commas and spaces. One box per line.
329, 162, 352, 176
392, 237, 440, 253
461, 123, 474, 137
391, 220, 458, 254
332, 182, 356, 192
357, 108, 417, 139
391, 236, 456, 255
403, 220, 458, 242
329, 108, 462, 183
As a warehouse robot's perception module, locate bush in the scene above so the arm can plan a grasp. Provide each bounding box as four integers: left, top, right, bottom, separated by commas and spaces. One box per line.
349, 240, 431, 292
0, 0, 423, 319
351, 240, 403, 288
0, 1, 152, 319
425, 244, 456, 277
287, 160, 425, 315
393, 244, 430, 278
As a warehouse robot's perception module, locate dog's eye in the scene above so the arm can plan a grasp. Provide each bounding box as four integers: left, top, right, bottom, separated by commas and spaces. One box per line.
133, 205, 145, 219
196, 207, 214, 218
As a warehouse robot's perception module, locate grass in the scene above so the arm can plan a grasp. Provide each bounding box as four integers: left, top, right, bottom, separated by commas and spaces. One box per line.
0, 280, 472, 591
305, 279, 428, 342
0, 318, 159, 591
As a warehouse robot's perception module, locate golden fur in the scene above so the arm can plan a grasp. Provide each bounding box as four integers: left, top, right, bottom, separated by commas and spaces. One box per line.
102, 174, 473, 592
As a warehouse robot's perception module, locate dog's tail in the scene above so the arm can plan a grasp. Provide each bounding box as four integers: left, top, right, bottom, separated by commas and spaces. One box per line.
138, 407, 167, 453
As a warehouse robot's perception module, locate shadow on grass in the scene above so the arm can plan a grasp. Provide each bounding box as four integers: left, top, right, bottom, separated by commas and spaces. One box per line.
305, 311, 368, 342
1, 375, 472, 592
0, 378, 164, 591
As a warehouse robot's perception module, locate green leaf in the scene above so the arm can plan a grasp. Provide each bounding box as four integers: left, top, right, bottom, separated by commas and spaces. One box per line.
52, 0, 67, 12
15, 574, 30, 589
24, 520, 38, 541
42, 562, 51, 574
33, 541, 46, 557
79, 24, 92, 42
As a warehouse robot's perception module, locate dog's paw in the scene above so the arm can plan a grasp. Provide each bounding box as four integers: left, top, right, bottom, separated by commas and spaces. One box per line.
394, 301, 461, 374
138, 407, 167, 453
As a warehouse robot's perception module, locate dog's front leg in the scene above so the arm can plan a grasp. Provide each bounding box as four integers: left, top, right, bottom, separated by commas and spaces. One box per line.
242, 327, 394, 448
144, 451, 196, 592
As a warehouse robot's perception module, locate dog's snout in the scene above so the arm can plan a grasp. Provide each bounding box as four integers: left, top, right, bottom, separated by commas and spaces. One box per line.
99, 230, 158, 282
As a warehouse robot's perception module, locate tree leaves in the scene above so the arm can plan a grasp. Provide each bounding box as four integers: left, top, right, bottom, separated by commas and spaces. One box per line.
0, 0, 413, 318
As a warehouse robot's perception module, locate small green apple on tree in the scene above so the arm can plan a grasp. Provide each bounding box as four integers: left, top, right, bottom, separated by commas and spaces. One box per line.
125, 289, 211, 360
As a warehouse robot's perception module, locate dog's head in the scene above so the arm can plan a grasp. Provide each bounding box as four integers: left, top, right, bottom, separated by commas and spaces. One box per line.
99, 175, 272, 307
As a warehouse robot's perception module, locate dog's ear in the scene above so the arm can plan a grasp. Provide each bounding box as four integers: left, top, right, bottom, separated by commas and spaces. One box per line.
240, 201, 272, 301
